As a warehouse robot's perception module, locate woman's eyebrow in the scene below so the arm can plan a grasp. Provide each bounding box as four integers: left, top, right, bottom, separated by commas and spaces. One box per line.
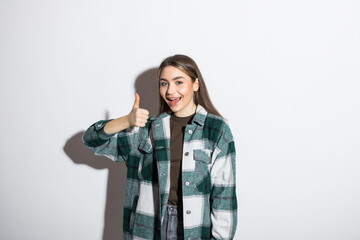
172, 76, 184, 81
159, 76, 184, 81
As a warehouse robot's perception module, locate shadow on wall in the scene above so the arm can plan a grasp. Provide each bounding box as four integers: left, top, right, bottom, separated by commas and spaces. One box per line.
63, 67, 159, 240
63, 131, 126, 240
134, 67, 160, 116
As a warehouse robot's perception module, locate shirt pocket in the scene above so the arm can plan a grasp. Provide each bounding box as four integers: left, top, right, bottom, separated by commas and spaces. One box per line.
138, 139, 156, 181
193, 149, 212, 194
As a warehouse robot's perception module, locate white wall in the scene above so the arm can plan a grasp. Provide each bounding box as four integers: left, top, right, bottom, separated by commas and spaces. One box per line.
1, 0, 360, 239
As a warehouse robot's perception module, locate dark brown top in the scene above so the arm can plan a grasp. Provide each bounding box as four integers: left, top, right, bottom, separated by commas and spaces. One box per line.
168, 113, 195, 206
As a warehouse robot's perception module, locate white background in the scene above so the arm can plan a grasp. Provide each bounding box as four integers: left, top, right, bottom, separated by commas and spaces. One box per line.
1, 0, 360, 239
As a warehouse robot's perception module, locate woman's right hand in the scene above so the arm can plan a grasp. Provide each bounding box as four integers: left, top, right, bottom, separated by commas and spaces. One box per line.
103, 93, 149, 134
127, 93, 150, 128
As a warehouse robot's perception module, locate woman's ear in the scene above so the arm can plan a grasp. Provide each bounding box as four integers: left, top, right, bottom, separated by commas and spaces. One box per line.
193, 78, 199, 92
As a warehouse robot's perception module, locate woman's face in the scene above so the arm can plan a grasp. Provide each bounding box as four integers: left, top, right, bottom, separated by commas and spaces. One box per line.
159, 66, 199, 117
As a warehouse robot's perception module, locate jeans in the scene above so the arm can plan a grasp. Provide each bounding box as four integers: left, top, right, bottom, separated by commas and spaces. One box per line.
161, 204, 184, 240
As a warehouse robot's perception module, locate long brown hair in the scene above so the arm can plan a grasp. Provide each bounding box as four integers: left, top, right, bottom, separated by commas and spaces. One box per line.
157, 54, 222, 118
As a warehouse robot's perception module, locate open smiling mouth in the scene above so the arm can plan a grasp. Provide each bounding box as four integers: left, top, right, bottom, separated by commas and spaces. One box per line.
167, 97, 182, 106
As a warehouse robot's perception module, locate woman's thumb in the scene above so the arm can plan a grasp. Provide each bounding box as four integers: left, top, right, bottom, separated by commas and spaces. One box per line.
133, 93, 140, 109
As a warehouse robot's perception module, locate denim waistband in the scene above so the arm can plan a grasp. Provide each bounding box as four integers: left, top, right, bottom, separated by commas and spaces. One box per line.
166, 204, 183, 214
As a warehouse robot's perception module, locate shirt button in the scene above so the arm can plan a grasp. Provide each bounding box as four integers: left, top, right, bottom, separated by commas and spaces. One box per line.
185, 182, 190, 186
188, 130, 193, 134
186, 210, 191, 214
184, 152, 189, 156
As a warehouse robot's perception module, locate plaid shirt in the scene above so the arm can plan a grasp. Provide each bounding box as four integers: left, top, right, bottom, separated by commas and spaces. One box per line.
82, 105, 237, 240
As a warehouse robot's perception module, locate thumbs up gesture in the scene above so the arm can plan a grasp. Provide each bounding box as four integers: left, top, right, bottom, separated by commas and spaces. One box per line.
127, 93, 150, 127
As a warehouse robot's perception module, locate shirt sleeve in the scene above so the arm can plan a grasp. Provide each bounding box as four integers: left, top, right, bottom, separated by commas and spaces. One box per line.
210, 121, 237, 240
82, 119, 140, 162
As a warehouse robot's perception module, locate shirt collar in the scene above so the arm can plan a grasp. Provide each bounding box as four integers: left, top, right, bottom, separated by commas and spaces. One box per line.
191, 104, 207, 126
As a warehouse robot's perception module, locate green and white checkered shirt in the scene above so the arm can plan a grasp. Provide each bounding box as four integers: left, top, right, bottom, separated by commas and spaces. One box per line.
82, 104, 237, 240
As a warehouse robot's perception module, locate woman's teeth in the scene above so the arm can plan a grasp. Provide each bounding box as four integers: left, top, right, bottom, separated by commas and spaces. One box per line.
168, 97, 181, 106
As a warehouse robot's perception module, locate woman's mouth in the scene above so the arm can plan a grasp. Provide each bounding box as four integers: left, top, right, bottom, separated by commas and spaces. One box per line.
167, 97, 182, 106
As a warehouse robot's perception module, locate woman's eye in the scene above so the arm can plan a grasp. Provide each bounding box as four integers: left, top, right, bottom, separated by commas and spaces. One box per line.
176, 81, 183, 85
160, 82, 167, 86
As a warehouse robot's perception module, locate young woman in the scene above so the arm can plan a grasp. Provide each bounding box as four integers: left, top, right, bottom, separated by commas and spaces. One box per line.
83, 55, 237, 240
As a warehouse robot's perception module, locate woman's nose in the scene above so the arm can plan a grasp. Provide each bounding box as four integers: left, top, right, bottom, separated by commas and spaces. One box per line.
166, 83, 176, 94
